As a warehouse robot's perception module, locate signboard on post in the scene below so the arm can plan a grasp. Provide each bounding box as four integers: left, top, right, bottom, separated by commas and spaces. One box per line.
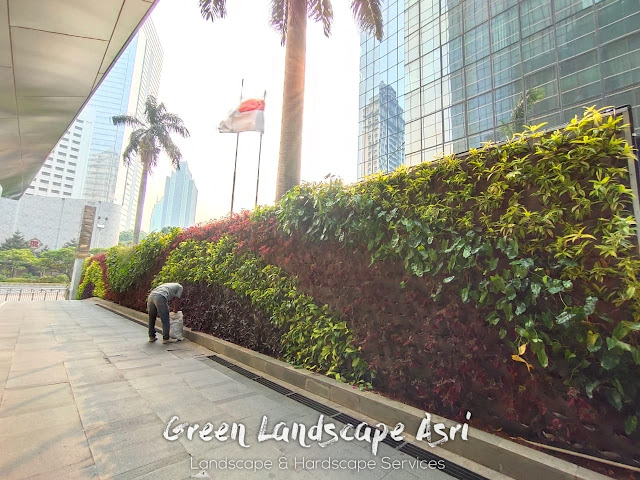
76, 205, 96, 258
69, 205, 97, 300
29, 238, 42, 249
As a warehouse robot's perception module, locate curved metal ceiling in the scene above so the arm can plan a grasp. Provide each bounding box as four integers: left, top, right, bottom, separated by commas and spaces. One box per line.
0, 0, 159, 198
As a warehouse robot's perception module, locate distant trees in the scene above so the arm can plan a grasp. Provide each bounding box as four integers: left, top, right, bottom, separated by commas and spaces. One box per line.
62, 238, 78, 249
1, 231, 29, 250
119, 230, 148, 245
0, 246, 75, 280
0, 249, 37, 277
37, 248, 75, 278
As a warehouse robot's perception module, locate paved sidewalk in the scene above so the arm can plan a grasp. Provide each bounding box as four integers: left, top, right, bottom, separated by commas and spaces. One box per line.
0, 301, 453, 480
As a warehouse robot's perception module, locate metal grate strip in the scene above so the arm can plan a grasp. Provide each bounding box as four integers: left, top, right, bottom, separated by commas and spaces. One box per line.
288, 393, 340, 417
400, 443, 486, 480
254, 377, 294, 395
333, 412, 364, 426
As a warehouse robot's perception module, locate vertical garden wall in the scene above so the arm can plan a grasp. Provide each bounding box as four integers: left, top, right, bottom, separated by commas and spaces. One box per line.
78, 108, 640, 467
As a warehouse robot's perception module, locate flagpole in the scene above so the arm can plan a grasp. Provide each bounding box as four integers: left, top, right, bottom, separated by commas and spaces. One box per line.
255, 90, 266, 209
230, 78, 244, 216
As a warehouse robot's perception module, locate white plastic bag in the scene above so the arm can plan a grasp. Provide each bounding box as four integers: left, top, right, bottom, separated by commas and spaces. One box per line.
169, 311, 184, 341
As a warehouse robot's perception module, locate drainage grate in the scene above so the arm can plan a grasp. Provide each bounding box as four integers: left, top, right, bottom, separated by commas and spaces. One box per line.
207, 355, 260, 380
288, 393, 340, 417
333, 412, 365, 426
400, 443, 486, 480
254, 377, 294, 395
207, 355, 234, 367
378, 431, 405, 449
228, 365, 261, 380
333, 414, 405, 449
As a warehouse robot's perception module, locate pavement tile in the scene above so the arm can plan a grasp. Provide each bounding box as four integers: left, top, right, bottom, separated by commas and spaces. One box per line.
91, 432, 186, 479
26, 458, 99, 480
77, 396, 153, 429
110, 453, 191, 480
215, 394, 286, 420
84, 412, 161, 440
0, 423, 92, 479
67, 364, 125, 387
199, 382, 254, 402
5, 362, 68, 389
0, 302, 456, 480
0, 382, 74, 417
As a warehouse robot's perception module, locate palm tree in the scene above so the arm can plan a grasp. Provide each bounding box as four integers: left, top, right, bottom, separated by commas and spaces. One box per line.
112, 96, 190, 245
199, 0, 383, 201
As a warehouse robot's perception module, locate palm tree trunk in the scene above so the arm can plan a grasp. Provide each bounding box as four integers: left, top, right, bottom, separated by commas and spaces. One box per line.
133, 156, 150, 245
275, 0, 307, 201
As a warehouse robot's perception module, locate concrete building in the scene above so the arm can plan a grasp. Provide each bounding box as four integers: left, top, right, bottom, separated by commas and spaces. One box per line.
358, 0, 640, 173
26, 106, 94, 199
148, 163, 198, 232
0, 196, 121, 250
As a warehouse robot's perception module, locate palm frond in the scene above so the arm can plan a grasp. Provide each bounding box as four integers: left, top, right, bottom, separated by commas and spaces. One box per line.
144, 96, 161, 125
112, 115, 143, 128
160, 113, 191, 138
158, 134, 182, 169
270, 0, 288, 45
199, 0, 227, 21
351, 0, 383, 41
122, 129, 145, 166
308, 0, 333, 37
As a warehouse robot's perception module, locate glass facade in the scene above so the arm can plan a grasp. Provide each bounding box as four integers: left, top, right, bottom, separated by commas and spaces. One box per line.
357, 0, 640, 178
82, 37, 138, 202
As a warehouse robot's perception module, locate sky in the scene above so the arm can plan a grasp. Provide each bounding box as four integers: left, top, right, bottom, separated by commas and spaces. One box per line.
142, 0, 363, 230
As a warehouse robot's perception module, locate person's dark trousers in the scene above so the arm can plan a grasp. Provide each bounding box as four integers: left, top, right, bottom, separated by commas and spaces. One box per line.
147, 294, 171, 340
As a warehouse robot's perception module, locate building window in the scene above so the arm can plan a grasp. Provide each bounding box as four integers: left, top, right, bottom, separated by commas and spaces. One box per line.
51, 190, 60, 194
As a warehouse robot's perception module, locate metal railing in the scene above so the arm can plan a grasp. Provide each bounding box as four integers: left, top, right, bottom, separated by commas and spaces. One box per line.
0, 286, 69, 301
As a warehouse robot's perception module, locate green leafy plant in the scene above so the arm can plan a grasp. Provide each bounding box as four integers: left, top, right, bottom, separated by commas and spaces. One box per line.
105, 228, 180, 293
77, 259, 106, 299
154, 237, 372, 384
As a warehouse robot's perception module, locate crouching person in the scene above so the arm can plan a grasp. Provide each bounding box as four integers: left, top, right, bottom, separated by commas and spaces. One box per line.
148, 282, 183, 344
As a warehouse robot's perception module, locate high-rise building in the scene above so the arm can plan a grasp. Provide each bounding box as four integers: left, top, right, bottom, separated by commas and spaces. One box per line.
25, 106, 95, 199
25, 19, 163, 234
360, 82, 406, 178
116, 20, 164, 232
148, 163, 198, 232
81, 34, 138, 203
357, 0, 640, 178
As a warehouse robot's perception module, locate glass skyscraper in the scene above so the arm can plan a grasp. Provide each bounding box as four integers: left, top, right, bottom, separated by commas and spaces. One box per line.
81, 36, 137, 203
149, 163, 198, 232
357, 0, 640, 179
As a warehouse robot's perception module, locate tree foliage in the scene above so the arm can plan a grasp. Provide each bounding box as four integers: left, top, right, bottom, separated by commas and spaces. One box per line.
1, 231, 29, 251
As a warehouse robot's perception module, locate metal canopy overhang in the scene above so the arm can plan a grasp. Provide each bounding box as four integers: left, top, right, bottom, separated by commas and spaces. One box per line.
0, 0, 159, 199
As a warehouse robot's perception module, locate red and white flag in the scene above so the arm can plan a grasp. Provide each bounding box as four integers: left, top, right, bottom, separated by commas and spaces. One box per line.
219, 98, 265, 134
